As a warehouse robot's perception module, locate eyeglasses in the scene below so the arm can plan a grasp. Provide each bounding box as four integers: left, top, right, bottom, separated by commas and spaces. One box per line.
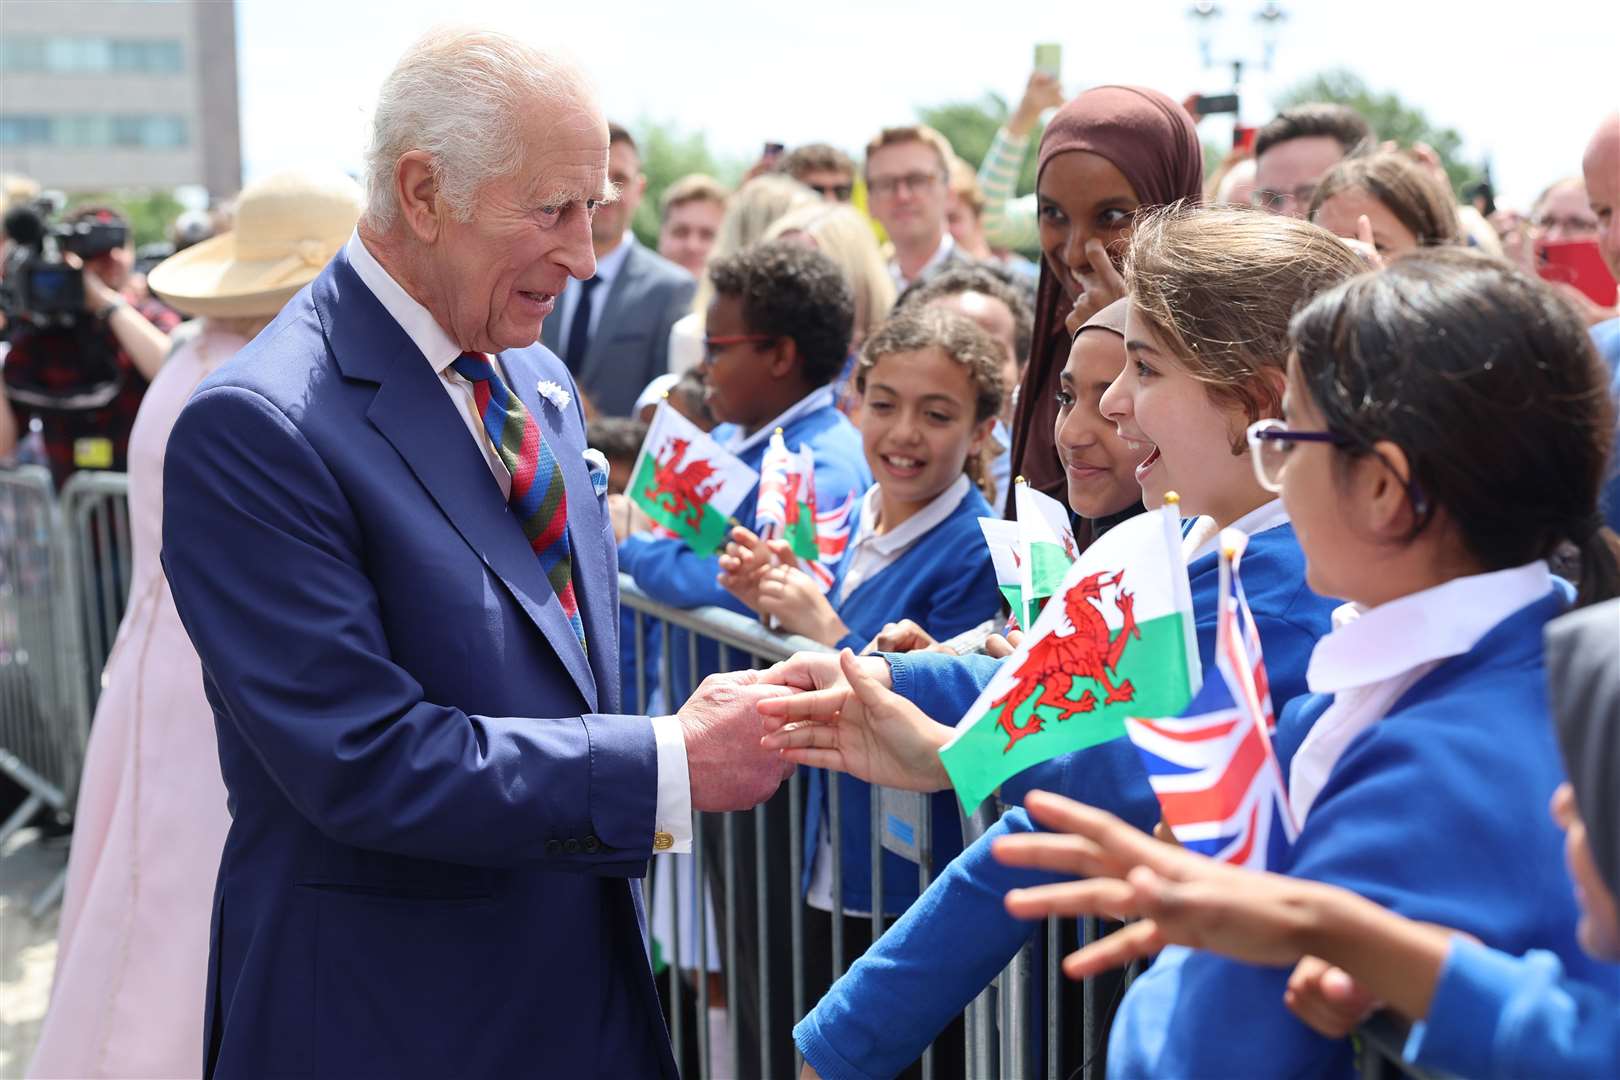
1247, 418, 1430, 514
807, 182, 854, 201
1250, 184, 1318, 214
702, 333, 777, 363
1245, 418, 1348, 492
1534, 214, 1599, 235
867, 172, 942, 198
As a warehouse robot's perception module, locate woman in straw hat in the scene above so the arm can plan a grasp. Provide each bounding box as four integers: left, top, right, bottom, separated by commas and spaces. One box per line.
28, 169, 360, 1080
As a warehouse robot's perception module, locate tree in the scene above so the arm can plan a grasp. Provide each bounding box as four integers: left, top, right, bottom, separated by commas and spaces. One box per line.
628, 120, 744, 249
1273, 69, 1485, 195
918, 93, 1043, 196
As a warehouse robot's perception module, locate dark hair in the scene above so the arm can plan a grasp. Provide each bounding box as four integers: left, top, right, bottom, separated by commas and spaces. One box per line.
706, 240, 855, 388
1309, 150, 1461, 248
779, 143, 855, 180
607, 122, 638, 157
1290, 247, 1620, 606
585, 416, 648, 466
1254, 103, 1373, 160
856, 306, 1005, 498
897, 264, 1036, 370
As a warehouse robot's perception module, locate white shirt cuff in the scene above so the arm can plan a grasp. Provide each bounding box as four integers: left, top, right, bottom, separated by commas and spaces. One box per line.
650, 715, 692, 854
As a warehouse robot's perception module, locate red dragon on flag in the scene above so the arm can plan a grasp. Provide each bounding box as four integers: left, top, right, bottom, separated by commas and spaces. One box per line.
991, 570, 1142, 751
644, 436, 720, 531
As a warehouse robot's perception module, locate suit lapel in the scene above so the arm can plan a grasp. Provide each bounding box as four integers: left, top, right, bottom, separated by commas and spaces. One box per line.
316, 253, 598, 710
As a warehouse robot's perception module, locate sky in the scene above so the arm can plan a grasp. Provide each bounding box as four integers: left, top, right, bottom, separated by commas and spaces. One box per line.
235, 0, 1620, 210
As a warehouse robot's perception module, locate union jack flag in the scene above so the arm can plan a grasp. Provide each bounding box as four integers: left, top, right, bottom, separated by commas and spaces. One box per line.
755, 429, 795, 538
806, 489, 856, 592
1124, 529, 1298, 870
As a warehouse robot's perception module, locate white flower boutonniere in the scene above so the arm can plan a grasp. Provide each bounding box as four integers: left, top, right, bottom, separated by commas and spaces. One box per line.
537, 379, 572, 411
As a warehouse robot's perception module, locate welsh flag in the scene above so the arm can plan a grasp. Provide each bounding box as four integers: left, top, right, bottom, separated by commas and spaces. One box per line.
1015, 481, 1079, 630
629, 401, 759, 556
755, 429, 819, 562
977, 518, 1024, 627
938, 506, 1201, 813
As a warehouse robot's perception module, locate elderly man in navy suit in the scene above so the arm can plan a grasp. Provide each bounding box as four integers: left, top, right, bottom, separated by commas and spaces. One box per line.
161, 28, 791, 1079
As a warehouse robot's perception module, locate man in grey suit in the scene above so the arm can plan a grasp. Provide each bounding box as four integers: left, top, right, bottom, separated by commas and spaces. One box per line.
542, 123, 695, 416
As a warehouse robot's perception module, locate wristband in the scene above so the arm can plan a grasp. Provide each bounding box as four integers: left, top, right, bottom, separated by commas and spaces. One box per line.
95, 299, 127, 321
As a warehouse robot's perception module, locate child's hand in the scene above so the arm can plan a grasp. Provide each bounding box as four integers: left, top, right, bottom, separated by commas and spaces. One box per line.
757, 561, 849, 646
1284, 956, 1378, 1038
869, 619, 948, 654
717, 525, 777, 609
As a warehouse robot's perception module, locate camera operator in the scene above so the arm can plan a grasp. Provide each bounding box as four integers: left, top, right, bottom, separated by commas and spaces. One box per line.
1, 206, 179, 487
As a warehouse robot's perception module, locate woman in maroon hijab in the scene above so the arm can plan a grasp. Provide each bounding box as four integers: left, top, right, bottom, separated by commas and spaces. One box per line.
1008, 86, 1204, 510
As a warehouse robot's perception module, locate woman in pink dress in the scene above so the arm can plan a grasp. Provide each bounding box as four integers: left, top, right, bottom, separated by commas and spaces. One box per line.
29, 170, 361, 1079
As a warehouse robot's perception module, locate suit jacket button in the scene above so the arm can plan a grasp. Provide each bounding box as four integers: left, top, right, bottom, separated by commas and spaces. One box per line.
564, 838, 581, 854
546, 839, 562, 856
583, 835, 600, 853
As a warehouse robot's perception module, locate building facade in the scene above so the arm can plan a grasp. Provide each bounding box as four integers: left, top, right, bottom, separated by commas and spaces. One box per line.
0, 1, 241, 197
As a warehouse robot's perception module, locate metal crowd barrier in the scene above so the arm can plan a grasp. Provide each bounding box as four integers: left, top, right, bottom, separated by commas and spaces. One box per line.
0, 466, 79, 847
0, 467, 135, 915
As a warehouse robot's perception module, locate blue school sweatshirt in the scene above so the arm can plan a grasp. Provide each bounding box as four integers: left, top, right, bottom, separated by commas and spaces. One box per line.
1405, 937, 1620, 1079
1106, 586, 1620, 1078
804, 482, 1004, 915
616, 400, 869, 707
794, 521, 1338, 1080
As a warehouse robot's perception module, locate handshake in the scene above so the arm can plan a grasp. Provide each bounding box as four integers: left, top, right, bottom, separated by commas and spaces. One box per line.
677, 648, 959, 812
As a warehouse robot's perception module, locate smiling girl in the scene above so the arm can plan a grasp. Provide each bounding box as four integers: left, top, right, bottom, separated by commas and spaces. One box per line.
720, 306, 1006, 930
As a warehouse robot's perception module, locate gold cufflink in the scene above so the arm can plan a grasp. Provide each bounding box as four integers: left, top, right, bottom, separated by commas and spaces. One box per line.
653, 832, 674, 851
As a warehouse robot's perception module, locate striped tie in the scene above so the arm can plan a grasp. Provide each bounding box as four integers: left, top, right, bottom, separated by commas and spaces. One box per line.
451, 352, 585, 653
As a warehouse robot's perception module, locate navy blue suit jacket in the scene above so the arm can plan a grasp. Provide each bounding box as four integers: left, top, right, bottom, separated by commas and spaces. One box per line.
161, 248, 677, 1078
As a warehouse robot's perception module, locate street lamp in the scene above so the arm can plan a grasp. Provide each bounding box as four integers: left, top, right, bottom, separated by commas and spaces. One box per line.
1184, 1, 1288, 121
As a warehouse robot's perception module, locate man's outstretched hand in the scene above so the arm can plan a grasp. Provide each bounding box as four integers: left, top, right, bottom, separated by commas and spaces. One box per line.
679, 671, 797, 812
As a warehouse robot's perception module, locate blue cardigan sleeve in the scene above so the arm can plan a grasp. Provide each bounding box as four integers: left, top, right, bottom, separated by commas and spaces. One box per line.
795, 807, 1063, 1079
1405, 939, 1620, 1079
886, 650, 1002, 723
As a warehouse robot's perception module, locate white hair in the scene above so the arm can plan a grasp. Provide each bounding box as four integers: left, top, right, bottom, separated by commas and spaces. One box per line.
362, 27, 590, 231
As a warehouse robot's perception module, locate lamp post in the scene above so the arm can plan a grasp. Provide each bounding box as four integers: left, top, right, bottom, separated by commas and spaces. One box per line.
1185, 1, 1288, 125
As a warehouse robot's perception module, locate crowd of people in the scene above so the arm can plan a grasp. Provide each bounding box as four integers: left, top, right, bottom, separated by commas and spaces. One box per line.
2, 23, 1619, 1080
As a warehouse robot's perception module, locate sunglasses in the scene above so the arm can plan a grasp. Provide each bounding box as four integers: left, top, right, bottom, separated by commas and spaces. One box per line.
807, 182, 854, 201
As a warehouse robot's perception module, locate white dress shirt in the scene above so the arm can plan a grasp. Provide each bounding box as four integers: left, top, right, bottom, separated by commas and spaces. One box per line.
344, 231, 692, 853
1288, 560, 1554, 823
554, 234, 636, 357
889, 232, 957, 292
